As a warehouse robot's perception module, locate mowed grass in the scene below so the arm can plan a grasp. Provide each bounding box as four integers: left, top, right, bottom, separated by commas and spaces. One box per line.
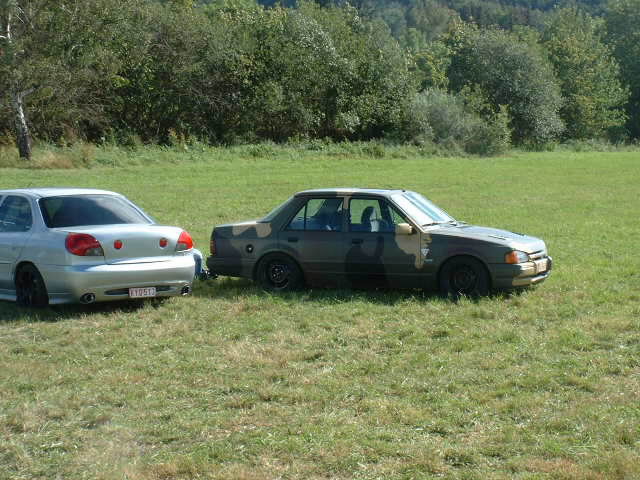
1, 148, 639, 479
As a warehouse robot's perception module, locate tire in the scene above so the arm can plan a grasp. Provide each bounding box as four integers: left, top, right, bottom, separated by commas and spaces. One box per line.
439, 256, 490, 298
255, 253, 303, 292
15, 264, 49, 308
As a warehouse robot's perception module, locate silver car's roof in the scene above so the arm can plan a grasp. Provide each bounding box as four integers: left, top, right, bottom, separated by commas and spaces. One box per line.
295, 188, 407, 197
0, 188, 120, 198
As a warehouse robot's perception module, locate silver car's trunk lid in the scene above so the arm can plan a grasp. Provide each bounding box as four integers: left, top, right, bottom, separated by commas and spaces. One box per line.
62, 224, 185, 264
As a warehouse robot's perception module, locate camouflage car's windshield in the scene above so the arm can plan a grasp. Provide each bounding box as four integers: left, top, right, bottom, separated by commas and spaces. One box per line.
392, 192, 455, 226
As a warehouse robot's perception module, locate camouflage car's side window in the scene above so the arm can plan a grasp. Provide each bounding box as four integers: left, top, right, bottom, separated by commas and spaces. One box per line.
286, 198, 343, 232
349, 198, 407, 233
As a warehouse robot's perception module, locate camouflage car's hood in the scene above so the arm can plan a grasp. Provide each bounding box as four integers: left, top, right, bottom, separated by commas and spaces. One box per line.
435, 224, 547, 253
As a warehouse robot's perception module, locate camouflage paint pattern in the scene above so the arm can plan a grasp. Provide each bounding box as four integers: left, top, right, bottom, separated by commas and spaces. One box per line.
207, 189, 552, 291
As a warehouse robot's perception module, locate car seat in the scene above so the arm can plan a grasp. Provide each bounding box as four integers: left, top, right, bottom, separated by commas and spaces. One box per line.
361, 206, 380, 232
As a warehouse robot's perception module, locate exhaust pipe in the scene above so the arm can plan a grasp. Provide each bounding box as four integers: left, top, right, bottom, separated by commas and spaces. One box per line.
80, 293, 96, 304
181, 285, 191, 296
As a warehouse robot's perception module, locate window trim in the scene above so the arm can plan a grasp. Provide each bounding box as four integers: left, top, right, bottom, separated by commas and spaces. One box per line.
0, 194, 34, 233
347, 196, 416, 234
283, 196, 345, 233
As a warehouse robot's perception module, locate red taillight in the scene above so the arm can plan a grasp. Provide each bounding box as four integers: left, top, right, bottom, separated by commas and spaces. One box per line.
210, 236, 216, 256
114, 240, 123, 250
176, 231, 193, 251
65, 233, 104, 256
159, 237, 168, 248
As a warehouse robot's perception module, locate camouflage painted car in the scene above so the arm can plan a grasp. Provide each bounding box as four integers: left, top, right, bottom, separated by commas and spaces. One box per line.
207, 188, 552, 296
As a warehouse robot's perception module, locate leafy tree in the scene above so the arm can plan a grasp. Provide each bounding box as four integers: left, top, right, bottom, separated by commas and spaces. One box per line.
447, 22, 564, 145
305, 3, 414, 139
605, 0, 640, 138
0, 0, 129, 158
543, 7, 628, 139
109, 2, 251, 143
228, 2, 413, 141
405, 0, 456, 43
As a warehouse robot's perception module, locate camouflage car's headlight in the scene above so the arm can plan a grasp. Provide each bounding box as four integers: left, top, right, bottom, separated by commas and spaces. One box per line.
505, 250, 529, 264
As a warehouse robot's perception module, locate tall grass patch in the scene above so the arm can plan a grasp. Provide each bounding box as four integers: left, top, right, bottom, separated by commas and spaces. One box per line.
1, 148, 639, 479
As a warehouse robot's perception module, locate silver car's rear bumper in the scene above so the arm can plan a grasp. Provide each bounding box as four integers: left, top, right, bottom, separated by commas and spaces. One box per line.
38, 255, 195, 304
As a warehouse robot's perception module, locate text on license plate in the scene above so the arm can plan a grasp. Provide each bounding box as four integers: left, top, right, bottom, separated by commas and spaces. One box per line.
534, 259, 548, 274
129, 287, 156, 298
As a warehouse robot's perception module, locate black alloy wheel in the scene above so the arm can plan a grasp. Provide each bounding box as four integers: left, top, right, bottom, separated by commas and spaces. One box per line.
15, 264, 49, 308
256, 254, 303, 291
439, 256, 490, 298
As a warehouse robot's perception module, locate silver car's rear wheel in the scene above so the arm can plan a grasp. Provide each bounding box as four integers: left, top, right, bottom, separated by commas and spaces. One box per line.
16, 264, 49, 308
256, 253, 303, 291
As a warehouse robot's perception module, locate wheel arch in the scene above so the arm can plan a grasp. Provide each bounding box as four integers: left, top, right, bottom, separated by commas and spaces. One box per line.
436, 254, 492, 290
252, 250, 305, 283
13, 260, 40, 283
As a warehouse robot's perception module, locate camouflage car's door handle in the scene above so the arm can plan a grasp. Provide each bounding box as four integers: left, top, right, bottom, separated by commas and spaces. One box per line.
287, 237, 299, 243
351, 238, 363, 245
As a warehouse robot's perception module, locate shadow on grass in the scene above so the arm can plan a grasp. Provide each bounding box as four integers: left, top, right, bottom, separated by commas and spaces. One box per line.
0, 278, 521, 323
192, 275, 514, 305
0, 297, 162, 324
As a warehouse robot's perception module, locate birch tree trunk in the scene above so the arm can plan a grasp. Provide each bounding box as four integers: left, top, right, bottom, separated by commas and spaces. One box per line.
12, 91, 32, 160
2, 4, 33, 160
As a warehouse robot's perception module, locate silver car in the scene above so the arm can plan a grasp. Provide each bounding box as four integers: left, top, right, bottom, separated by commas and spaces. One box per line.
0, 188, 195, 307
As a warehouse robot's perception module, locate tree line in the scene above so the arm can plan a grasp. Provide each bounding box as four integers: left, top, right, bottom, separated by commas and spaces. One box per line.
1, 0, 639, 159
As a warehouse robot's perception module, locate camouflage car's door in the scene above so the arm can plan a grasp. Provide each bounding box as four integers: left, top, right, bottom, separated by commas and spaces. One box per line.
279, 197, 346, 286
344, 197, 423, 288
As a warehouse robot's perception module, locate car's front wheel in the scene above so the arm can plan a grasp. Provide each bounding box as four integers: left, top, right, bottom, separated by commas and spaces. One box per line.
15, 264, 49, 308
256, 253, 303, 292
439, 256, 490, 298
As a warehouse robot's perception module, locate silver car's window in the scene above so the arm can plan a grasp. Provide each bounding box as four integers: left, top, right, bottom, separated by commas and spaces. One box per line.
392, 192, 454, 226
286, 198, 343, 232
0, 195, 33, 232
40, 195, 151, 228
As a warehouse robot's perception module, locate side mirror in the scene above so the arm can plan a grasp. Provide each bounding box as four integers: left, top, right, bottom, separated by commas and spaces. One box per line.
395, 223, 414, 235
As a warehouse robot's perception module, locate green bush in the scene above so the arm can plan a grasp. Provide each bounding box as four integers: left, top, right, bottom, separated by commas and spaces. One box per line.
447, 23, 564, 146
402, 89, 510, 155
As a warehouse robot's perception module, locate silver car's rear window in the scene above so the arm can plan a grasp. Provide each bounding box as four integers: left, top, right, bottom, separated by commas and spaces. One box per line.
39, 195, 152, 228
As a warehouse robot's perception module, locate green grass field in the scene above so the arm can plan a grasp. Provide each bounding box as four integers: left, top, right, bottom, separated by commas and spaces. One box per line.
1, 147, 639, 479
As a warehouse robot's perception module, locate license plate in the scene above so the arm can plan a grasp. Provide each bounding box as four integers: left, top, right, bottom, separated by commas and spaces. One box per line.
129, 287, 156, 298
534, 258, 548, 274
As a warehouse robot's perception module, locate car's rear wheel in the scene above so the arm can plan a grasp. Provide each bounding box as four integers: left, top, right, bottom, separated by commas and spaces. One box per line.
439, 256, 490, 298
15, 264, 49, 308
256, 253, 303, 292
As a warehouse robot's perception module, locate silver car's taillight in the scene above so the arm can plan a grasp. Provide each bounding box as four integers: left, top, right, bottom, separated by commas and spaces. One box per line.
175, 231, 193, 251
65, 233, 104, 256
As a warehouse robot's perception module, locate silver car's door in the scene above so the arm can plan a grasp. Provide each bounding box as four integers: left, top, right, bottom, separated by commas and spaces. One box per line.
0, 195, 34, 289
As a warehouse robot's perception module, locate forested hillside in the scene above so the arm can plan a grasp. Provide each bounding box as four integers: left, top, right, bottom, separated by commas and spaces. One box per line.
1, 0, 638, 159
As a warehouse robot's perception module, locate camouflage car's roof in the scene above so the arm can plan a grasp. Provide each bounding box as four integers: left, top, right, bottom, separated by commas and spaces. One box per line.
295, 188, 405, 197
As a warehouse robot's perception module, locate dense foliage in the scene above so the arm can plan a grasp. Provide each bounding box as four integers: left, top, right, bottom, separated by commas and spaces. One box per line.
0, 0, 637, 158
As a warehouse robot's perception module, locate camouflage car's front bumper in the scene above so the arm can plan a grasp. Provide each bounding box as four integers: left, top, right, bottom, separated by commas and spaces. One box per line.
491, 256, 553, 289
